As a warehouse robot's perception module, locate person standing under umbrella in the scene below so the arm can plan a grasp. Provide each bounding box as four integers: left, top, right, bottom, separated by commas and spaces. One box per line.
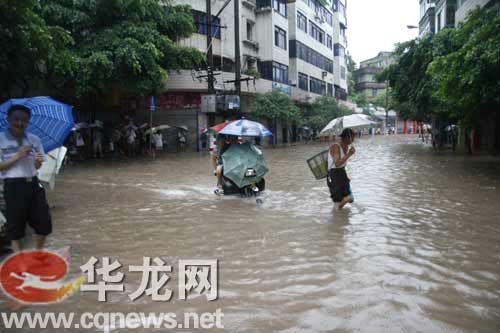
327, 128, 355, 210
0, 105, 52, 252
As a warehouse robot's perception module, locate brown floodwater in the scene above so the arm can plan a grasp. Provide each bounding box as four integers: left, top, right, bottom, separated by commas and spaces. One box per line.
5, 135, 500, 332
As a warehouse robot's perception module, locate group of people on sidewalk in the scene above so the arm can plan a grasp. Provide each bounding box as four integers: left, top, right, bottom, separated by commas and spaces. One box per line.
66, 118, 189, 163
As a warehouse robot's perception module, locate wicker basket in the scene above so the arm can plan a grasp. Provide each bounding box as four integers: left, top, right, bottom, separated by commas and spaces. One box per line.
307, 149, 329, 180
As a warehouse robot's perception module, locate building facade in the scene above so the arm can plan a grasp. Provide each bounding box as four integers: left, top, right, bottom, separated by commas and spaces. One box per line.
419, 0, 436, 35
435, 0, 457, 32
145, 0, 349, 147
354, 52, 395, 102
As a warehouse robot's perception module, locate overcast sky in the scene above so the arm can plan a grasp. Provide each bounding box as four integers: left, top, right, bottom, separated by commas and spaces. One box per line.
347, 0, 420, 66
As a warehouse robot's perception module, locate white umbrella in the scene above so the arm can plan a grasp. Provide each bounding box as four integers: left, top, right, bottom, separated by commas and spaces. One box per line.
177, 125, 188, 131
144, 124, 170, 136
320, 114, 381, 136
38, 146, 68, 191
72, 122, 89, 131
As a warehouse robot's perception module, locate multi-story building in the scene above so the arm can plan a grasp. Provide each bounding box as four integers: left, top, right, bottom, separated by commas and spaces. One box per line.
332, 0, 348, 100
455, 0, 499, 23
149, 0, 349, 146
419, 0, 436, 35
354, 52, 395, 101
435, 0, 457, 32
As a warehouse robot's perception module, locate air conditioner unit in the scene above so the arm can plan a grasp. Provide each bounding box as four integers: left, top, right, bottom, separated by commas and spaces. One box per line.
315, 14, 321, 21
289, 80, 297, 86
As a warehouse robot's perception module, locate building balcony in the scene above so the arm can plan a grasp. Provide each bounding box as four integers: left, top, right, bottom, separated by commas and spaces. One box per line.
242, 0, 256, 9
354, 66, 383, 76
242, 39, 259, 50
255, 0, 272, 12
355, 82, 387, 90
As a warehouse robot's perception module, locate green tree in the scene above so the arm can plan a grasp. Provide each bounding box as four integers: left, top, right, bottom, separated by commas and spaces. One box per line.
346, 54, 357, 97
39, 0, 205, 99
0, 0, 71, 98
380, 36, 437, 122
250, 91, 301, 123
427, 8, 500, 127
302, 96, 352, 132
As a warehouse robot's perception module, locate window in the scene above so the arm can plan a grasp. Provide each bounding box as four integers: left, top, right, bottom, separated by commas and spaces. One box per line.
334, 43, 345, 57
273, 62, 288, 84
325, 11, 333, 26
372, 89, 377, 97
274, 26, 287, 50
327, 35, 332, 49
246, 21, 254, 41
273, 0, 287, 17
289, 40, 333, 73
327, 83, 333, 96
192, 10, 221, 39
437, 12, 442, 31
309, 22, 324, 44
298, 72, 308, 90
310, 77, 326, 95
341, 66, 346, 80
297, 12, 307, 33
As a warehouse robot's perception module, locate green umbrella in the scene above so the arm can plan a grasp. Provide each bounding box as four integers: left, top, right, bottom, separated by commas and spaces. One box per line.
221, 142, 268, 188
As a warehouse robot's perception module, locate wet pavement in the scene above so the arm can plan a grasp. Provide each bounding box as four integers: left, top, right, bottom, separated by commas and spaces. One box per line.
7, 135, 500, 332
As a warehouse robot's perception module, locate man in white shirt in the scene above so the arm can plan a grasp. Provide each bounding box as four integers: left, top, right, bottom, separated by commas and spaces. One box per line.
0, 105, 51, 252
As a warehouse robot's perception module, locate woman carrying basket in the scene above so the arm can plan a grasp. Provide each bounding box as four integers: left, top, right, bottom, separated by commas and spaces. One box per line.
327, 128, 355, 210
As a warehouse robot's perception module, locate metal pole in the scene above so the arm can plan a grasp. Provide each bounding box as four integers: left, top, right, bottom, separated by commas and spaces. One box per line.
207, 0, 215, 94
385, 80, 389, 133
234, 0, 241, 97
149, 106, 153, 158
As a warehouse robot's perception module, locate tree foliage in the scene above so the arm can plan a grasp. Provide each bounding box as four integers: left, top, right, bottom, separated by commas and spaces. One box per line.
381, 7, 499, 126
250, 91, 301, 123
0, 0, 70, 98
427, 8, 500, 127
302, 96, 352, 132
0, 0, 204, 100
39, 0, 205, 98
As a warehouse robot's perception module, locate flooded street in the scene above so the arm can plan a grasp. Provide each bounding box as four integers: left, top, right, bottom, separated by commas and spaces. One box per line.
36, 136, 500, 332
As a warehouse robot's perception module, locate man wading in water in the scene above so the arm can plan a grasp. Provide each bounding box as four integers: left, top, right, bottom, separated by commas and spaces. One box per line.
327, 128, 355, 210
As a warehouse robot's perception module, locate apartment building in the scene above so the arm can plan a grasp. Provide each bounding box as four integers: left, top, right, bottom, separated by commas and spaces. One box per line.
419, 0, 436, 35
354, 52, 395, 101
149, 0, 349, 146
420, 0, 498, 35
435, 0, 457, 32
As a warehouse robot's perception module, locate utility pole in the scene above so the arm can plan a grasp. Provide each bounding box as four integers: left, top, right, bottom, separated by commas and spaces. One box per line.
234, 0, 241, 98
207, 0, 215, 94
385, 80, 389, 133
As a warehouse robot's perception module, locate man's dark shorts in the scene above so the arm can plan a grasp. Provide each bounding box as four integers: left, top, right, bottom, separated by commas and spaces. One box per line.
3, 177, 52, 240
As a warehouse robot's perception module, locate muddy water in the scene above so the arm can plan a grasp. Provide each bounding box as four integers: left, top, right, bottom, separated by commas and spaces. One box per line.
11, 136, 500, 332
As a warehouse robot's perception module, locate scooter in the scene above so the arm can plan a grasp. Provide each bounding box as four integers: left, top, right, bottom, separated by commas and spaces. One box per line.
215, 142, 268, 198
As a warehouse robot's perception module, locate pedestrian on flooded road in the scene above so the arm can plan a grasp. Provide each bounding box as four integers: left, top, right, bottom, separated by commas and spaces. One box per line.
0, 105, 52, 252
327, 128, 355, 210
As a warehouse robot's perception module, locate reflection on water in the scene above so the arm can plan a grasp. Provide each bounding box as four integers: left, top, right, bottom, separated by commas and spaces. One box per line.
8, 136, 500, 332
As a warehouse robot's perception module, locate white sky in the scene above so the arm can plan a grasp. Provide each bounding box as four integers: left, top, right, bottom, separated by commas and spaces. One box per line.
346, 0, 420, 66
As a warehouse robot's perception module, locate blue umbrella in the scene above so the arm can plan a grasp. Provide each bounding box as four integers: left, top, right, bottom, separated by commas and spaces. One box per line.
219, 119, 273, 137
0, 96, 74, 152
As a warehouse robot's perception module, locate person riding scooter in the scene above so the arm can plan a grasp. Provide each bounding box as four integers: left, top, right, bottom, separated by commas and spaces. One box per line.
214, 137, 267, 197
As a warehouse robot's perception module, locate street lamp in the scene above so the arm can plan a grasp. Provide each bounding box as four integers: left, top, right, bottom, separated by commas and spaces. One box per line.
407, 25, 418, 29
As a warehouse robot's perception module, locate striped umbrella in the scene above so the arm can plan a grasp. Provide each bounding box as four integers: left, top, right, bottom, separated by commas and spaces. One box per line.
0, 96, 74, 152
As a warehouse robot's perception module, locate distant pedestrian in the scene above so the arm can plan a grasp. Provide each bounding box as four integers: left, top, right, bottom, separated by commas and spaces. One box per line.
327, 128, 355, 210
92, 128, 103, 158
153, 132, 163, 157
177, 131, 187, 152
0, 105, 52, 252
127, 126, 137, 157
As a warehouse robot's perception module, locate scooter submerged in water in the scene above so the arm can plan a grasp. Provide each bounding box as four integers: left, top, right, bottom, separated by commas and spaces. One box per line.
215, 142, 267, 197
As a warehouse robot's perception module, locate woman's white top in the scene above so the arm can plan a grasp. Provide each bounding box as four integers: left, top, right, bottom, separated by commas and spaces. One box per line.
328, 143, 347, 170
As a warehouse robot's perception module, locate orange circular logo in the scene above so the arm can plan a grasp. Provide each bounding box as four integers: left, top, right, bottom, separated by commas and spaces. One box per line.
0, 250, 74, 304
